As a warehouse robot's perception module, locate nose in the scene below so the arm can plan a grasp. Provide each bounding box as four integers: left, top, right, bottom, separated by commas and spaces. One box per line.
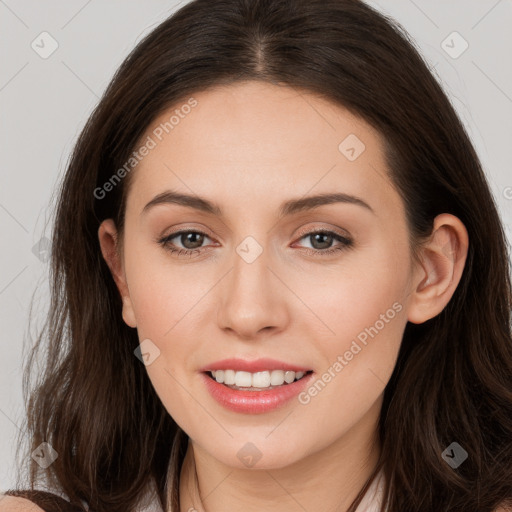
216, 246, 290, 340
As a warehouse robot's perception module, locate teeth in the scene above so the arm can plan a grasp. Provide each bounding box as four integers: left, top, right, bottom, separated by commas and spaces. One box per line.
235, 371, 252, 387
223, 369, 236, 385
209, 369, 309, 388
284, 370, 295, 384
270, 370, 285, 386
252, 371, 271, 387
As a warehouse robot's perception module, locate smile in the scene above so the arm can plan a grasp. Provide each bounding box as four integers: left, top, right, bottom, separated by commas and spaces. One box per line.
208, 369, 311, 390
201, 370, 315, 414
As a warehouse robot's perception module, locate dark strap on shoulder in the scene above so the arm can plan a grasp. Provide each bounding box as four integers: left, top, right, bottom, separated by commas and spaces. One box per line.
2, 490, 85, 512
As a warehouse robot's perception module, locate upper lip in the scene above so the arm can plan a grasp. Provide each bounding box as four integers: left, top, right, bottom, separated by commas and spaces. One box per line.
200, 358, 312, 373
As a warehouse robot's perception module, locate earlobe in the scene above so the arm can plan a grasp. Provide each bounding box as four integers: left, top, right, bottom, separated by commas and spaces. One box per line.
407, 214, 468, 325
121, 295, 137, 329
98, 219, 137, 328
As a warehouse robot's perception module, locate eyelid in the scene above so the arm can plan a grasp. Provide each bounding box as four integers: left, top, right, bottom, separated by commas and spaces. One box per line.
160, 223, 351, 245
159, 223, 215, 240
157, 223, 353, 261
293, 223, 351, 239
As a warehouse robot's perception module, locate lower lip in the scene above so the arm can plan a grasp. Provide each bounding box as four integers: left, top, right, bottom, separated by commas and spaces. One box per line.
201, 372, 315, 414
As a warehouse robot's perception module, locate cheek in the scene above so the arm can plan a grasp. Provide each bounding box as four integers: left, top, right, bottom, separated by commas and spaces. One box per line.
292, 246, 408, 415
122, 249, 210, 413
124, 240, 209, 338
125, 258, 204, 425
290, 239, 409, 348
293, 290, 406, 456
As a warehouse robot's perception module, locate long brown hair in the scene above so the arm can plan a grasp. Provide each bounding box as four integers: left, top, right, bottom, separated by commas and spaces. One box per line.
12, 0, 512, 510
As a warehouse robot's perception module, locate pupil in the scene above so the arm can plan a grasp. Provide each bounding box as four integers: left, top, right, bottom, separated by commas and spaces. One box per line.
183, 232, 203, 249
312, 233, 332, 249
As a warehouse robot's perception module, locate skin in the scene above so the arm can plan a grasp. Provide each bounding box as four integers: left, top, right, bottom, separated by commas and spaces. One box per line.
97, 81, 468, 512
0, 496, 44, 512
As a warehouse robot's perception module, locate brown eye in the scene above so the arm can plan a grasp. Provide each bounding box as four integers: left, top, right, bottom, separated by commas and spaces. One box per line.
177, 231, 206, 249
293, 229, 353, 257
308, 232, 335, 250
158, 230, 213, 257
157, 228, 353, 259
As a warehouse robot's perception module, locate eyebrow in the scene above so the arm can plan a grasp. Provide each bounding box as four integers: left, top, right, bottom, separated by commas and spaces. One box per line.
141, 189, 375, 217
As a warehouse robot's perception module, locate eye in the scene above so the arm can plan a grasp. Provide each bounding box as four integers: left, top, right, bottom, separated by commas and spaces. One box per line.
157, 230, 214, 258
292, 229, 353, 257
157, 228, 353, 258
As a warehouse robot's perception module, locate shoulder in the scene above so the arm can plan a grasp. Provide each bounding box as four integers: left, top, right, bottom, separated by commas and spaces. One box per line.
0, 489, 82, 511
0, 494, 45, 511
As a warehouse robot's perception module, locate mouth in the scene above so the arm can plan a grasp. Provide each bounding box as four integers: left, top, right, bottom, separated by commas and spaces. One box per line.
201, 368, 315, 414
204, 369, 314, 391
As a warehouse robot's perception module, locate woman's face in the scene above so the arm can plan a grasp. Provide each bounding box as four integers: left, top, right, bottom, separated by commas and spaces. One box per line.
100, 81, 421, 469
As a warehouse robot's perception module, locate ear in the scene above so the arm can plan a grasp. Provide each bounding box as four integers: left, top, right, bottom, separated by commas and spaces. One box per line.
98, 219, 137, 328
407, 213, 469, 324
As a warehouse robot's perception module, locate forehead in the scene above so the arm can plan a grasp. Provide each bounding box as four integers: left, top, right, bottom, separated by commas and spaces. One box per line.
126, 80, 401, 220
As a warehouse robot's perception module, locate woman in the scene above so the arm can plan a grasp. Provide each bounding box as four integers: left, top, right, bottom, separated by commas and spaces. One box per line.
2, 0, 511, 511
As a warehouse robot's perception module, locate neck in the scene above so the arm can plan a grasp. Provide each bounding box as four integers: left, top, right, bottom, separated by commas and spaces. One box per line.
178, 396, 382, 512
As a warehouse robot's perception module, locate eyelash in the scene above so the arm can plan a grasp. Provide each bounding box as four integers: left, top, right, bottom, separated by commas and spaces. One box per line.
157, 228, 353, 258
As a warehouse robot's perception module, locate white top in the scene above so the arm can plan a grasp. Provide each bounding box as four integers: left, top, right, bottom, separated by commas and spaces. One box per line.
354, 469, 386, 512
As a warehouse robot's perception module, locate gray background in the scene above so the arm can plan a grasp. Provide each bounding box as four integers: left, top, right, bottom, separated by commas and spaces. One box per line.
1, 0, 511, 491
